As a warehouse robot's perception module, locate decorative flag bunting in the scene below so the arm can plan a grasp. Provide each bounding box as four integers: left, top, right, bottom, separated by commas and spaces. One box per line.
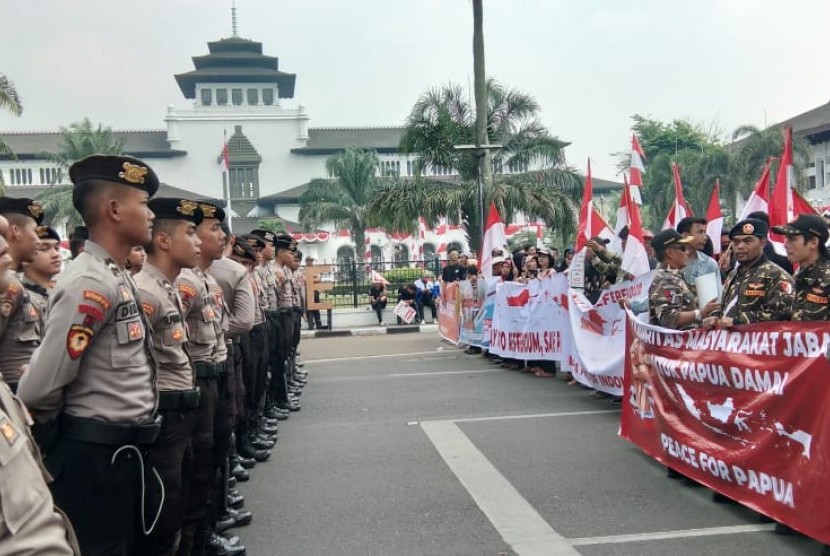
705, 179, 724, 255
662, 162, 693, 230
629, 134, 646, 205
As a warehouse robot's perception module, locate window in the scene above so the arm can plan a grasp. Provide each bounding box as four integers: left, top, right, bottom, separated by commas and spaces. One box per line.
27, 169, 32, 184
39, 169, 44, 184
231, 88, 243, 106
262, 88, 274, 105
247, 88, 258, 105
216, 88, 228, 106
809, 175, 817, 189
228, 166, 259, 199
201, 88, 212, 106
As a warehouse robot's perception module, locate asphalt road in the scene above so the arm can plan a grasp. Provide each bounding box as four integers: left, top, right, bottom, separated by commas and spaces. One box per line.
235, 333, 825, 556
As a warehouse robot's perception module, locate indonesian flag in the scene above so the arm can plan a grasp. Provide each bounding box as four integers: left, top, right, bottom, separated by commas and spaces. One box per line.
220, 141, 230, 173
705, 179, 724, 255
576, 160, 595, 251
621, 174, 650, 277
481, 202, 508, 278
769, 128, 795, 255
738, 157, 772, 221
793, 189, 819, 217
662, 162, 693, 230
591, 207, 617, 248
629, 134, 646, 205
612, 174, 631, 253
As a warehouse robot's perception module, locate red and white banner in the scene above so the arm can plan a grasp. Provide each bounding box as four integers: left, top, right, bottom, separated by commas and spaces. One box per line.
438, 282, 461, 344
621, 315, 830, 543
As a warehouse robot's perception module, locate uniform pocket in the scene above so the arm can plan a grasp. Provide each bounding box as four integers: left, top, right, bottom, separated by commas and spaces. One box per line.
0, 418, 48, 535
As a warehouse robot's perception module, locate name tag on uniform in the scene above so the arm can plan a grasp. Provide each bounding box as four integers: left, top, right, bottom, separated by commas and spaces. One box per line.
806, 293, 828, 304
116, 302, 140, 321
202, 304, 215, 322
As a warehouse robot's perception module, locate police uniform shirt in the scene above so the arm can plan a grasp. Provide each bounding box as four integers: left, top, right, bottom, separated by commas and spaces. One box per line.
177, 267, 224, 363
791, 257, 830, 321
135, 262, 193, 391
0, 277, 42, 383
205, 271, 228, 362
0, 381, 77, 554
256, 264, 279, 311
18, 241, 157, 423
719, 255, 794, 324
248, 267, 266, 325
22, 276, 50, 327
291, 267, 304, 309
276, 265, 294, 310
648, 267, 697, 330
210, 257, 255, 339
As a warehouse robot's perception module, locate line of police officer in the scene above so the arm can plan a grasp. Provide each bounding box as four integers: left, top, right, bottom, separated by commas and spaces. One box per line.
0, 154, 309, 556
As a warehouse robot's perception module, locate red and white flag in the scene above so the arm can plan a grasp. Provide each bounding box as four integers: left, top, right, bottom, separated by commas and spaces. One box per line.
576, 160, 595, 250
481, 202, 508, 278
629, 134, 646, 205
793, 189, 818, 217
621, 174, 650, 277
591, 207, 617, 247
705, 179, 724, 255
769, 127, 795, 255
662, 162, 693, 230
220, 141, 230, 173
738, 158, 772, 221
612, 174, 631, 253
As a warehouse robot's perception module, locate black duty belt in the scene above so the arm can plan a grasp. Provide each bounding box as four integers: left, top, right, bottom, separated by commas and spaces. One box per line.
292, 307, 303, 314
250, 322, 268, 335
193, 360, 225, 379
277, 308, 293, 315
157, 388, 201, 411
61, 414, 162, 446
266, 310, 281, 319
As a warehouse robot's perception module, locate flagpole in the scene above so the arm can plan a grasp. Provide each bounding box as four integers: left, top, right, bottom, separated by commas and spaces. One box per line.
222, 129, 233, 232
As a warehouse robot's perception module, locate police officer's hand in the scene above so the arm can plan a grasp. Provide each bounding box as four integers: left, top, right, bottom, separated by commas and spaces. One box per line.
701, 298, 720, 318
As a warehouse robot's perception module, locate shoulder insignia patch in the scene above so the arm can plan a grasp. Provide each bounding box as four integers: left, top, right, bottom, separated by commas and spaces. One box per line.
178, 283, 197, 301
0, 299, 14, 318
67, 324, 94, 359
83, 290, 111, 310
0, 417, 19, 447
141, 302, 155, 316
780, 281, 793, 295
77, 304, 104, 323
118, 285, 132, 302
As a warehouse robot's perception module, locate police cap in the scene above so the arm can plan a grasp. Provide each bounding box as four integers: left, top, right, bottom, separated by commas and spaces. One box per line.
195, 200, 225, 222
36, 226, 60, 242
231, 239, 257, 262
249, 229, 276, 245
70, 225, 89, 241
772, 214, 829, 244
70, 155, 159, 199
650, 229, 694, 252
238, 233, 266, 250
274, 233, 297, 252
729, 218, 768, 239
148, 198, 203, 225
0, 197, 45, 225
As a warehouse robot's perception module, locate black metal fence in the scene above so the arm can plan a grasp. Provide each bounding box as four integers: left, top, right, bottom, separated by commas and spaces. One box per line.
316, 259, 442, 308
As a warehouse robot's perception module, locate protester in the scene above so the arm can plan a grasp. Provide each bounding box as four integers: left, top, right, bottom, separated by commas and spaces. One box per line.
414, 270, 437, 324
584, 236, 622, 304
396, 283, 417, 324
676, 216, 720, 291
442, 249, 467, 284
773, 214, 830, 321
536, 248, 556, 279
747, 210, 794, 274
556, 248, 573, 272
369, 280, 388, 325
705, 218, 794, 328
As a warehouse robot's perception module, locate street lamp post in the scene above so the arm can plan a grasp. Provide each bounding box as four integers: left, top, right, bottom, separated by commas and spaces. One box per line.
453, 143, 502, 251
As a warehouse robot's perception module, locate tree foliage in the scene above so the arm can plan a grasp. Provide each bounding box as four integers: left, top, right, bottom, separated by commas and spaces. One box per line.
0, 73, 23, 188
299, 147, 381, 262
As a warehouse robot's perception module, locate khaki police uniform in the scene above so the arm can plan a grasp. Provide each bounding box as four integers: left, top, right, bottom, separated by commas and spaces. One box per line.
0, 277, 42, 390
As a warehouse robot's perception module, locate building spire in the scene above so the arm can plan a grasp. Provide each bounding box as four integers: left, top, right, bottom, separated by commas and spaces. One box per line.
231, 0, 238, 37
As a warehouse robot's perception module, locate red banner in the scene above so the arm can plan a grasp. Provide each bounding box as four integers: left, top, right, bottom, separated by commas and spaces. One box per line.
438, 282, 461, 344
621, 315, 830, 543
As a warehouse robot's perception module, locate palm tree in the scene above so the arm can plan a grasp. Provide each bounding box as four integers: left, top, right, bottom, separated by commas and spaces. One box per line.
37, 118, 125, 228
0, 74, 23, 188
390, 81, 580, 251
730, 125, 812, 201
298, 147, 380, 262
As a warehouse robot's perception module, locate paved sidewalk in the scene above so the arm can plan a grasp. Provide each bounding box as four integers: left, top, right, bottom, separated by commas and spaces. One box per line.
300, 323, 439, 339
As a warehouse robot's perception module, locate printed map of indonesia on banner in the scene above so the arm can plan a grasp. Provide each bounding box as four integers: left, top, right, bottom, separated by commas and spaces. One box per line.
621, 315, 830, 543
565, 272, 654, 395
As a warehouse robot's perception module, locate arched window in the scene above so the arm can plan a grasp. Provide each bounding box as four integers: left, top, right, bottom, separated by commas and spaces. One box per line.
370, 245, 382, 263
423, 243, 436, 260
394, 244, 409, 267
336, 246, 355, 263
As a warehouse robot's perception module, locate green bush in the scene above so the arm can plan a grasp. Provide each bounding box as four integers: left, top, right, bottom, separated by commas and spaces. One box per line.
383, 267, 423, 283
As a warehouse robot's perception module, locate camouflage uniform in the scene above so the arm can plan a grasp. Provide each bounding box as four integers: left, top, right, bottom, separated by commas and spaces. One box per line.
648, 267, 697, 330
584, 249, 622, 304
791, 257, 830, 321
717, 255, 794, 324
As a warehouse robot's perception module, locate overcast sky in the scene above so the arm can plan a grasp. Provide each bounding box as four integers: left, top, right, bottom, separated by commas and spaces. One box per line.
3, 0, 830, 179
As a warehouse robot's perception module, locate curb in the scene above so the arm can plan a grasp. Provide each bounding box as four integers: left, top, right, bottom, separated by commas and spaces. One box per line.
301, 324, 439, 339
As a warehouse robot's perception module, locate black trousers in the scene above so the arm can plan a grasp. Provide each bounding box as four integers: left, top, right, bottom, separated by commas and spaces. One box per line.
292, 310, 302, 350
278, 312, 295, 381
266, 316, 288, 404
371, 301, 386, 324
138, 407, 195, 556
177, 376, 218, 556
47, 436, 146, 555
242, 324, 268, 427
417, 298, 437, 321
207, 368, 233, 529
306, 309, 322, 329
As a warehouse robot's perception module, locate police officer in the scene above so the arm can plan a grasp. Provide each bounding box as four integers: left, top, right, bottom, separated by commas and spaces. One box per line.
648, 230, 719, 330
24, 226, 62, 318
18, 155, 161, 555
0, 197, 45, 391
273, 234, 300, 412
772, 214, 830, 321
0, 213, 78, 555
134, 198, 204, 554
706, 218, 794, 328
175, 201, 245, 556
289, 250, 308, 391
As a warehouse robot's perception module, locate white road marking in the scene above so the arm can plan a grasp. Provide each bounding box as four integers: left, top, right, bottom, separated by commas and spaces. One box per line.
390, 369, 502, 377
569, 524, 776, 546
401, 355, 461, 362
452, 409, 619, 424
305, 350, 441, 364
421, 420, 580, 556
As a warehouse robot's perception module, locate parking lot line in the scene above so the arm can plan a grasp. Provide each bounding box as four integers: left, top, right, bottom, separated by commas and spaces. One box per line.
421, 419, 581, 556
